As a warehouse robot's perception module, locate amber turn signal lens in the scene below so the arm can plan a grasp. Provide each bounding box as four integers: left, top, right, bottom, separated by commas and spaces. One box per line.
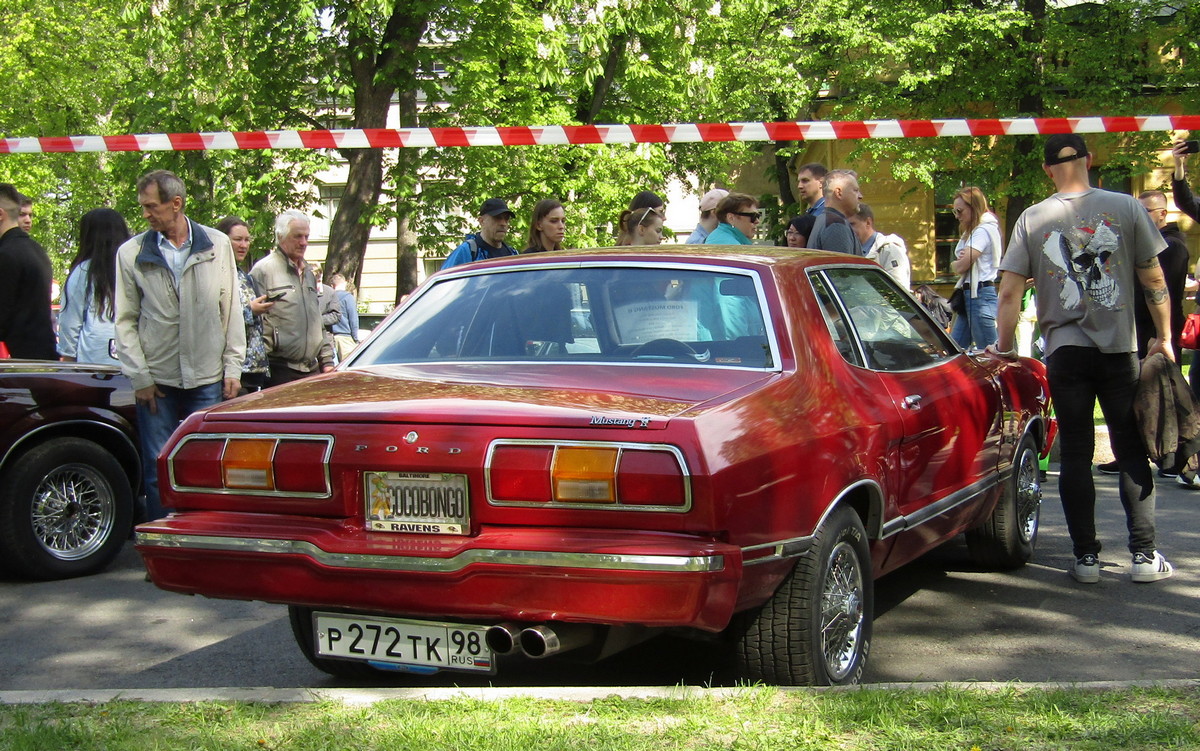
552, 446, 618, 503
222, 438, 276, 489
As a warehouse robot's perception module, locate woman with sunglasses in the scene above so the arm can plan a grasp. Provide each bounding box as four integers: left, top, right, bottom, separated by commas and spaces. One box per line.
949, 186, 1003, 350
704, 192, 760, 245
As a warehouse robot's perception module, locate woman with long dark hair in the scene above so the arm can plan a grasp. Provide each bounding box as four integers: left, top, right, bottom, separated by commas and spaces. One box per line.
57, 208, 130, 364
217, 216, 273, 392
524, 199, 566, 253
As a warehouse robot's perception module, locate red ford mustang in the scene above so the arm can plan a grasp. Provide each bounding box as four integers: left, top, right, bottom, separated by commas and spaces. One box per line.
137, 248, 1052, 685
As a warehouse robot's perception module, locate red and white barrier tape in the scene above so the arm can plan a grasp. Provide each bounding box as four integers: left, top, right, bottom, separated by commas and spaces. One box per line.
3, 115, 1197, 153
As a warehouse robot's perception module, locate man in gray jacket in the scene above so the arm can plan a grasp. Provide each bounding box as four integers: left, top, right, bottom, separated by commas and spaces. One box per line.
251, 210, 335, 387
115, 170, 245, 521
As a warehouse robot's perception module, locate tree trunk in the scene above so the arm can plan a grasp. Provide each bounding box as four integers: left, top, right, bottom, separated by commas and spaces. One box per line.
322, 6, 428, 286
393, 87, 421, 301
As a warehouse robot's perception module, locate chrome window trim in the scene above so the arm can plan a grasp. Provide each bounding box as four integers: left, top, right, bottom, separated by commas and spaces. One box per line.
357, 260, 783, 374
485, 439, 692, 513
136, 532, 724, 573
167, 433, 335, 498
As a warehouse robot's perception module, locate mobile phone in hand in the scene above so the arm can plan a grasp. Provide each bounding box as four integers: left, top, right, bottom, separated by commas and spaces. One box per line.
264, 291, 286, 303
1185, 140, 1200, 154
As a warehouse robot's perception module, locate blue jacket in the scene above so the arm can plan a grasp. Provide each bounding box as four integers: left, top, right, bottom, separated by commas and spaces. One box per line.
704, 222, 752, 245
442, 233, 517, 269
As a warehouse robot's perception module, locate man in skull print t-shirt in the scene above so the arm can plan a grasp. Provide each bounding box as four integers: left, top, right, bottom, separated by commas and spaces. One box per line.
1002, 176, 1165, 359
995, 133, 1175, 586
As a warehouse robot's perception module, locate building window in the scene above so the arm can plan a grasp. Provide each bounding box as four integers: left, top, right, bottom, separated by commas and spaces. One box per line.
933, 175, 963, 278
317, 184, 343, 221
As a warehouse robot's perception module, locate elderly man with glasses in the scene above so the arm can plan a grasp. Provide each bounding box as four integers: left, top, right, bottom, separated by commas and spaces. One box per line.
704, 192, 761, 245
805, 169, 864, 255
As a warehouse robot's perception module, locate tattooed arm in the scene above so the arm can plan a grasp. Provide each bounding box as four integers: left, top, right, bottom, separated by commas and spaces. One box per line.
1137, 256, 1175, 362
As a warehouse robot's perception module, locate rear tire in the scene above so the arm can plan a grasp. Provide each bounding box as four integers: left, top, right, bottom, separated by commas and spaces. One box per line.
288, 606, 384, 679
0, 437, 133, 580
733, 506, 872, 686
967, 434, 1041, 569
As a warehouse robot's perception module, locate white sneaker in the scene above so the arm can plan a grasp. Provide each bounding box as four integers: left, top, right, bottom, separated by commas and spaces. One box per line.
1070, 554, 1100, 583
1131, 551, 1174, 583
1176, 473, 1200, 490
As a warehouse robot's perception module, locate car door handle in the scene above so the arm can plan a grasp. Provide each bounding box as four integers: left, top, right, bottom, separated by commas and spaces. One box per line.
903, 395, 922, 410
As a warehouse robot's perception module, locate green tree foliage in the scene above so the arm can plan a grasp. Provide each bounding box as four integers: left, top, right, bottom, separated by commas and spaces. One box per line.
2, 0, 1196, 289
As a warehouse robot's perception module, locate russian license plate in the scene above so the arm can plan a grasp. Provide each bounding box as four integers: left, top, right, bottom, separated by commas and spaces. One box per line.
364, 471, 469, 534
314, 612, 494, 673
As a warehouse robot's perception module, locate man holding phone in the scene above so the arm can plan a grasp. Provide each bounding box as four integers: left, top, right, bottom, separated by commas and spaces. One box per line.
1171, 140, 1200, 222
249, 210, 335, 387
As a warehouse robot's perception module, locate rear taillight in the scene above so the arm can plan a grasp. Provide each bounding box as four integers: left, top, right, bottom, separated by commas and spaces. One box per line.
168, 434, 332, 496
488, 441, 689, 510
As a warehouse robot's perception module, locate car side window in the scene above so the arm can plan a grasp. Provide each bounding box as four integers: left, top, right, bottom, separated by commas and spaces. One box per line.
810, 274, 863, 367
819, 267, 955, 371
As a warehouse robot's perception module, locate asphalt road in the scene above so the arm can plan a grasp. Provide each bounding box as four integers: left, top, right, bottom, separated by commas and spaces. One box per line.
2, 468, 1197, 691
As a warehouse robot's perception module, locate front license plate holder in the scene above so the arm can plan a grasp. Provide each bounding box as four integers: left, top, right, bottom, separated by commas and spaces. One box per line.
314, 612, 494, 673
364, 471, 469, 534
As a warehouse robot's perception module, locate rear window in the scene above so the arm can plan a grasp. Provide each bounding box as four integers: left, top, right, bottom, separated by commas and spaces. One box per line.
353, 265, 775, 369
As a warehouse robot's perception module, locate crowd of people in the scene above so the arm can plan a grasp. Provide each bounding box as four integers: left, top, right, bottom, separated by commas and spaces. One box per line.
0, 171, 364, 521
0, 133, 1196, 583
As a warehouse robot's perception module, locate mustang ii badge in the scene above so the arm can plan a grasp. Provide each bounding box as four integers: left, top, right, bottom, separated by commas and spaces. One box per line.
589, 415, 652, 428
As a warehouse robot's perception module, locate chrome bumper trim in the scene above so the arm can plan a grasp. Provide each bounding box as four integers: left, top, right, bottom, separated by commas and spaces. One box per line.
136, 532, 725, 573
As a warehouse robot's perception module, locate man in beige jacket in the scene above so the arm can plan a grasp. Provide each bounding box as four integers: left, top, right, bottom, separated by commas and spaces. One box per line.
250, 210, 335, 386
115, 170, 244, 521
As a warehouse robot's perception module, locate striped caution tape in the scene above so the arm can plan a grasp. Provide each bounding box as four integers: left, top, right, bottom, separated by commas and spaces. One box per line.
3, 115, 1198, 153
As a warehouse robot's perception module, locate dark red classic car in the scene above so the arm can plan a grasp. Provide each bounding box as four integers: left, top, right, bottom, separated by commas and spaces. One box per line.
0, 361, 139, 579
137, 248, 1052, 685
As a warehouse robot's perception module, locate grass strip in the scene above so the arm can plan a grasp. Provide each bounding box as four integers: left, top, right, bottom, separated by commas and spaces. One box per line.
1, 685, 1198, 751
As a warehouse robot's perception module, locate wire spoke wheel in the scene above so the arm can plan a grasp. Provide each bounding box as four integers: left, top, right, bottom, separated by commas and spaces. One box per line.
820, 541, 866, 681
966, 433, 1041, 570
0, 437, 133, 579
1014, 444, 1042, 544
31, 463, 116, 561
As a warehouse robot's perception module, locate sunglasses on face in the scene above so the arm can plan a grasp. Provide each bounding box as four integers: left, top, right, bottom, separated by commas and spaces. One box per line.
734, 211, 762, 223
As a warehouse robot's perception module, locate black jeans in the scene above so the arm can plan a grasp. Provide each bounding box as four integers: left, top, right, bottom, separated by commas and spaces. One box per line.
1047, 346, 1157, 558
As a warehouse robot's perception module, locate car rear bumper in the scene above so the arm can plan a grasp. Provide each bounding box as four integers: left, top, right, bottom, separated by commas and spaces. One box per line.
135, 512, 744, 632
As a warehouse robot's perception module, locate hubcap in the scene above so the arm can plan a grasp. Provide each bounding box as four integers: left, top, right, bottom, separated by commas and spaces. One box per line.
1016, 448, 1042, 544
31, 464, 115, 561
821, 541, 864, 681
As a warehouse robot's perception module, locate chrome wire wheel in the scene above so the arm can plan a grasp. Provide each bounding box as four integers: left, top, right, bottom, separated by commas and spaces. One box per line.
1015, 445, 1042, 544
31, 463, 116, 562
821, 540, 865, 682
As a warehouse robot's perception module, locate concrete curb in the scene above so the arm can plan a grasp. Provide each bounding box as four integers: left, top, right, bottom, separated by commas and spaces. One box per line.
2, 680, 1199, 705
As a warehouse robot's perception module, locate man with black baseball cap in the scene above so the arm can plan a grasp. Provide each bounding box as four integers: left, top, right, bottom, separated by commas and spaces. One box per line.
991, 132, 1176, 584
441, 197, 519, 269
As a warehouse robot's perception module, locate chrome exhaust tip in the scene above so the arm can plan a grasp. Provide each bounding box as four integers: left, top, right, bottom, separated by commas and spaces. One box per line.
485, 623, 523, 655
518, 624, 594, 659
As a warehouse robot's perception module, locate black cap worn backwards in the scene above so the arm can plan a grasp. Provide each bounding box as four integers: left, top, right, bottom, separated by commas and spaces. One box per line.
1044, 133, 1089, 166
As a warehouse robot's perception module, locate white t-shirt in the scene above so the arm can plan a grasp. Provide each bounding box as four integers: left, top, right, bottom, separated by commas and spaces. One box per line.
955, 218, 1001, 287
